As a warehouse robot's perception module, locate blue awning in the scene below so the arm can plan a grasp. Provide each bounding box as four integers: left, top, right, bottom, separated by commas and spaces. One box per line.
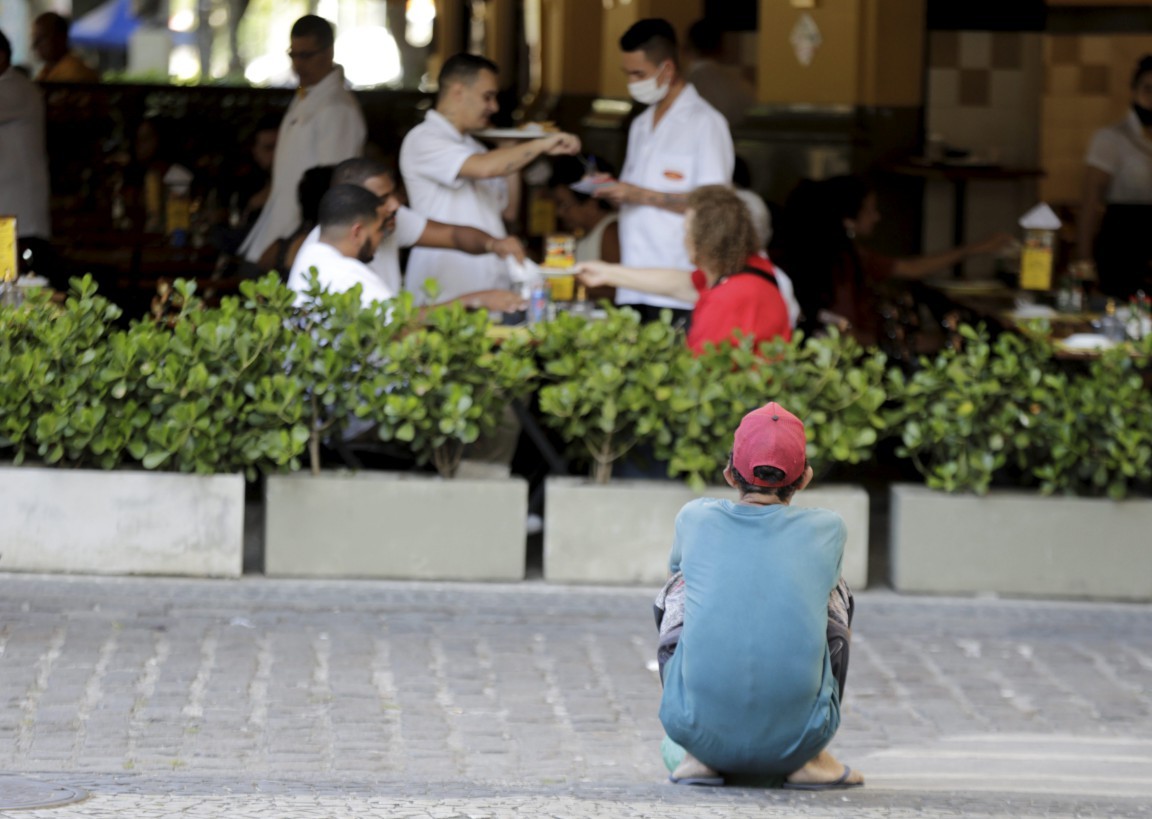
70, 0, 140, 50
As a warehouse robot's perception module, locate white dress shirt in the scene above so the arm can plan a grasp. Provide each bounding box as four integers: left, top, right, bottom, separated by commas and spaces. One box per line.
1086, 110, 1152, 205
287, 239, 392, 308
0, 67, 50, 238
297, 205, 427, 299
616, 83, 734, 310
398, 109, 509, 304
240, 66, 366, 262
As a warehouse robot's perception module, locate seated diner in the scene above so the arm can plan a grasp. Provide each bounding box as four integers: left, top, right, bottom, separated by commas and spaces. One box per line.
574, 185, 791, 354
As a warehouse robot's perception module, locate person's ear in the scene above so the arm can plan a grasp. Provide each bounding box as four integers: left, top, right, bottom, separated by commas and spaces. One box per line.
797, 464, 814, 493
722, 463, 738, 489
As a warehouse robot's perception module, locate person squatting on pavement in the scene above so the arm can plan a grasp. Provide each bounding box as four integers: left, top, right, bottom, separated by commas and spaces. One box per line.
654, 402, 864, 790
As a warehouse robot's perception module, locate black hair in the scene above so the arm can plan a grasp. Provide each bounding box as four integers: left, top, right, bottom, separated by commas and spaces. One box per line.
728, 453, 807, 502
619, 18, 678, 67
732, 156, 753, 190
35, 12, 70, 39
319, 183, 382, 230
254, 112, 282, 134
439, 52, 499, 90
332, 157, 392, 187
769, 175, 874, 331
0, 29, 11, 59
548, 155, 616, 209
686, 19, 723, 56
298, 165, 335, 224
290, 15, 335, 50
1132, 54, 1152, 89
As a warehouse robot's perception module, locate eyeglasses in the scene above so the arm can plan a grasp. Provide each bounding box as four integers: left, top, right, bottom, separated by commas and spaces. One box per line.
287, 48, 324, 61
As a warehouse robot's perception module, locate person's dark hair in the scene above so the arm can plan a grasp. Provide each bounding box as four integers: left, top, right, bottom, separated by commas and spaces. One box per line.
439, 52, 499, 90
769, 174, 873, 331
686, 19, 723, 57
686, 185, 758, 279
1132, 54, 1152, 89
732, 156, 753, 190
619, 18, 678, 67
332, 157, 392, 188
319, 183, 382, 230
728, 453, 807, 502
547, 155, 616, 209
0, 29, 11, 59
298, 165, 335, 224
290, 15, 335, 50
254, 112, 282, 134
36, 12, 70, 39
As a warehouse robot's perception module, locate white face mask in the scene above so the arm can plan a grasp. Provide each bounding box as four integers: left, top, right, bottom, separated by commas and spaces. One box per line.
627, 62, 670, 105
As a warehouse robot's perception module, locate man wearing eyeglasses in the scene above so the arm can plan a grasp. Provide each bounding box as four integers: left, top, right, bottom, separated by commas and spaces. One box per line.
239, 15, 366, 267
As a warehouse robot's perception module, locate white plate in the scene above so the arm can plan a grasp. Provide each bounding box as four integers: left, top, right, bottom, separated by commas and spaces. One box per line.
473, 127, 549, 140
1008, 305, 1058, 319
1056, 333, 1117, 351
16, 275, 49, 288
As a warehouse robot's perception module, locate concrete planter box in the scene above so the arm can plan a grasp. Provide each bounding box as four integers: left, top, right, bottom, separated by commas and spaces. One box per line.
544, 477, 869, 588
264, 471, 527, 580
0, 466, 243, 577
890, 484, 1152, 600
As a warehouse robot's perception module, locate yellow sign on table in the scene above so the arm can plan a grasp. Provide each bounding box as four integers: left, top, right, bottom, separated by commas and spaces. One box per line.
0, 216, 17, 282
543, 233, 576, 301
1020, 227, 1054, 291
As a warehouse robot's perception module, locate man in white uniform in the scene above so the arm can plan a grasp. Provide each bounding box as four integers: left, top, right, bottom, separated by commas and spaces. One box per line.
0, 29, 51, 246
399, 53, 581, 304
288, 184, 391, 308
597, 18, 734, 323
294, 157, 527, 307
291, 159, 526, 313
240, 15, 366, 264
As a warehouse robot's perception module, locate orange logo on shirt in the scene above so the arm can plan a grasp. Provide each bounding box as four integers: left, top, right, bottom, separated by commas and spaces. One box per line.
663, 169, 685, 181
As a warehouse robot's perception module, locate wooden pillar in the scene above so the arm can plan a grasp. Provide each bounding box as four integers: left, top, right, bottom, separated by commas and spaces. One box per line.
756, 0, 924, 107
541, 0, 604, 95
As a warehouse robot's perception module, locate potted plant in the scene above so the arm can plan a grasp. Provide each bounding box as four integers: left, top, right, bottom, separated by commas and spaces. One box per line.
264, 285, 537, 581
0, 274, 307, 577
888, 324, 1152, 599
536, 313, 886, 586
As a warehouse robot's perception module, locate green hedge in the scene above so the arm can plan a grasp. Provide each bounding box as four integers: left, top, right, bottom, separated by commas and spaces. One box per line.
2, 277, 1150, 498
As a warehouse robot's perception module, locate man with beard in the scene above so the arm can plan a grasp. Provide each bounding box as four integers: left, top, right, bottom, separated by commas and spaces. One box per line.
287, 184, 391, 307
290, 158, 527, 313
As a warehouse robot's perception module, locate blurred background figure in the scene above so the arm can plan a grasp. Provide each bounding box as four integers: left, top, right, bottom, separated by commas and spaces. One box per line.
682, 18, 756, 129
548, 155, 620, 264
258, 164, 334, 278
0, 27, 54, 281
31, 12, 98, 83
1075, 54, 1152, 299
770, 175, 1011, 344
215, 113, 281, 254
238, 15, 365, 265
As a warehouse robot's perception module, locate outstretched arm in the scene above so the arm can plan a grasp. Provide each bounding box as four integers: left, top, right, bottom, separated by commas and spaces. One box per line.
416, 220, 526, 262
574, 260, 698, 304
459, 133, 581, 179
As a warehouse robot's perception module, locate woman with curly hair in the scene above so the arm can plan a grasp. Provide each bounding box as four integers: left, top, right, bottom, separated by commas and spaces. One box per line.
575, 185, 792, 354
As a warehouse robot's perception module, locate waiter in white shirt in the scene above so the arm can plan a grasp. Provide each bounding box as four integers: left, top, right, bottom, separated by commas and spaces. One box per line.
596, 18, 734, 325
240, 15, 366, 264
0, 29, 50, 244
399, 53, 581, 304
290, 157, 527, 313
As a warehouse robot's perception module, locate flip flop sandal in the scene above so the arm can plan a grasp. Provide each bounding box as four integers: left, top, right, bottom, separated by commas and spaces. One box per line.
668, 774, 725, 787
782, 765, 862, 791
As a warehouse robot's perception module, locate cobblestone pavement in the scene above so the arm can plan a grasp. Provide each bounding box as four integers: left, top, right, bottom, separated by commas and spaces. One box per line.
0, 574, 1150, 818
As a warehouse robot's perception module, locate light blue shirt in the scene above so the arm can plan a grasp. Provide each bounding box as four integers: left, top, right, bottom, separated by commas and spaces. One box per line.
659, 498, 845, 775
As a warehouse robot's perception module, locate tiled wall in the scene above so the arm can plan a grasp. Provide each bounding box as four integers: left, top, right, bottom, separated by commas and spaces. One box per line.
1040, 35, 1152, 205
923, 31, 1043, 275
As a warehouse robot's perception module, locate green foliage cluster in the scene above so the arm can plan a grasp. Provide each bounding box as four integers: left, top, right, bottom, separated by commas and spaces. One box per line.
0, 275, 308, 478
357, 297, 537, 478
3, 277, 1150, 499
664, 329, 891, 489
532, 307, 688, 484
893, 325, 1152, 498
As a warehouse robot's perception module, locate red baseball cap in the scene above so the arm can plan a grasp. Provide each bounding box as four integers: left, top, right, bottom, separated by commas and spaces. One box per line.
732, 402, 807, 487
